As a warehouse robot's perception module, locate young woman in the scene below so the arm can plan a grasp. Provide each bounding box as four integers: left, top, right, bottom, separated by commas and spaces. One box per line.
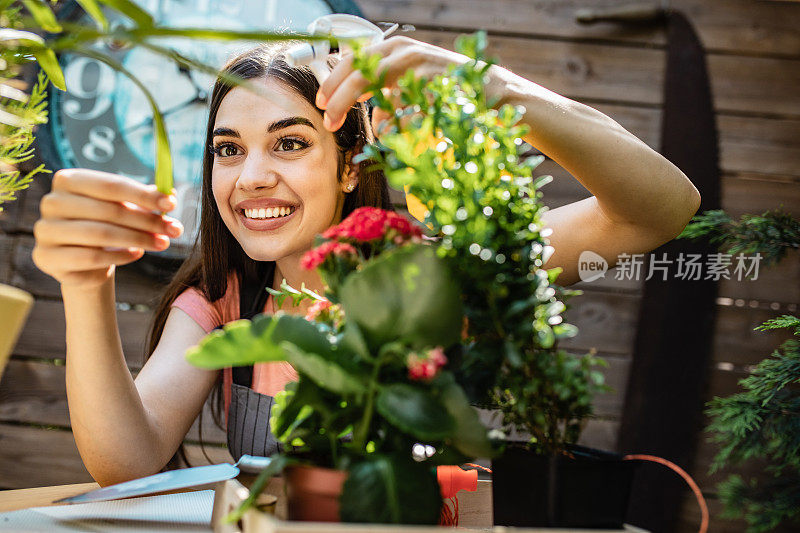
32, 37, 700, 486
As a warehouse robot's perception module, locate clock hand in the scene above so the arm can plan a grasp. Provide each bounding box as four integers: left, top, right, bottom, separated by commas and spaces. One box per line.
123, 93, 208, 134
178, 64, 209, 102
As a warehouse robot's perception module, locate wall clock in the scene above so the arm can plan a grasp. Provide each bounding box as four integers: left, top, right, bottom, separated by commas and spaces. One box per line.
37, 0, 363, 254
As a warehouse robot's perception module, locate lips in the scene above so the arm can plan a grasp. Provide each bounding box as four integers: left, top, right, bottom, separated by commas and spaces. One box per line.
234, 198, 299, 232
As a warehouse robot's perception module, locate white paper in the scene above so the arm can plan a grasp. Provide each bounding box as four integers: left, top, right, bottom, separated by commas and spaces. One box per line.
0, 489, 214, 532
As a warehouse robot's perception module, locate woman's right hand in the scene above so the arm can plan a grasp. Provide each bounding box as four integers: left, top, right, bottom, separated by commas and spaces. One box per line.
33, 169, 184, 289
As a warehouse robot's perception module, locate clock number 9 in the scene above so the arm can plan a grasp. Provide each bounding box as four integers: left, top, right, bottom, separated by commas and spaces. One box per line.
82, 125, 116, 163
63, 57, 116, 121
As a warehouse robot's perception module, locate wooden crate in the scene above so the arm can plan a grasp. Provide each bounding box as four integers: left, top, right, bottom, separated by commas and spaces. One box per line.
211, 477, 649, 533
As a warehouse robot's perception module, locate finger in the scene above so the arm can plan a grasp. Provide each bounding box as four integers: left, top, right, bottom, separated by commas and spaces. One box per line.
52, 169, 176, 213
322, 68, 372, 131
317, 38, 400, 110
323, 53, 403, 132
34, 219, 171, 251
40, 191, 184, 238
34, 245, 144, 272
371, 109, 391, 138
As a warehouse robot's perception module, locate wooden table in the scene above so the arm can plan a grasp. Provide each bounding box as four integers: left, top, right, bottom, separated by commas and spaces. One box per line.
0, 482, 99, 513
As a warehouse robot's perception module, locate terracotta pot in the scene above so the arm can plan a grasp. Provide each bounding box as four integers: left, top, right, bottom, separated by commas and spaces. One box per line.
0, 284, 33, 382
284, 464, 348, 522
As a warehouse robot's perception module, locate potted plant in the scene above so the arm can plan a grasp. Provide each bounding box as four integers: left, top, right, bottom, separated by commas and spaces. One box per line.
679, 209, 800, 531
188, 206, 493, 524
187, 32, 627, 527
356, 33, 628, 528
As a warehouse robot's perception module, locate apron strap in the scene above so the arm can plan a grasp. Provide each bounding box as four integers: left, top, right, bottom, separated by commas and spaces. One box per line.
231, 262, 275, 388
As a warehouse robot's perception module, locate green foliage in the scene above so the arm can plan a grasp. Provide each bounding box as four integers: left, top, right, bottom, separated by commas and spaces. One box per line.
692, 209, 800, 531
186, 313, 331, 369
352, 31, 605, 455
339, 455, 442, 524
0, 71, 50, 210
339, 244, 463, 351
0, 1, 316, 204
187, 240, 486, 523
679, 209, 800, 267
706, 317, 800, 531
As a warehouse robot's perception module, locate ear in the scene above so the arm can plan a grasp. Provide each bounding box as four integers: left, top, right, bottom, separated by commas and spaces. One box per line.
341, 151, 359, 193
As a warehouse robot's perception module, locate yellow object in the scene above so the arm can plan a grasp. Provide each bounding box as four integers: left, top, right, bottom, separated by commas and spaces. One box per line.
0, 283, 33, 382
404, 187, 430, 224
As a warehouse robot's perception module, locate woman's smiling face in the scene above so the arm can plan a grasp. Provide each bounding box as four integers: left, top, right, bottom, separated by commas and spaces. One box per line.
211, 77, 348, 262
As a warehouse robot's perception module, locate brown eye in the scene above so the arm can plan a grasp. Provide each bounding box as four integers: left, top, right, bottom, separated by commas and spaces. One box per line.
213, 143, 240, 158
277, 138, 309, 152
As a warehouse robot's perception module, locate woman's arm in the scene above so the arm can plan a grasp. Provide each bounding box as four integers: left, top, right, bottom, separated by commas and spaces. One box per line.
317, 36, 701, 286
487, 67, 701, 285
34, 169, 216, 485
63, 283, 216, 485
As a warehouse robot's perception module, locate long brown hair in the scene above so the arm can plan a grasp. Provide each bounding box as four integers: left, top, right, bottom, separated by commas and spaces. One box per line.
147, 43, 392, 463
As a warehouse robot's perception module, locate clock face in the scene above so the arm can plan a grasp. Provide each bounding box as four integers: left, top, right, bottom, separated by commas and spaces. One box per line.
44, 0, 359, 249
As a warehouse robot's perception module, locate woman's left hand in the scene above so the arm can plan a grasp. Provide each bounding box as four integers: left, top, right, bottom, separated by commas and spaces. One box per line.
315, 36, 479, 133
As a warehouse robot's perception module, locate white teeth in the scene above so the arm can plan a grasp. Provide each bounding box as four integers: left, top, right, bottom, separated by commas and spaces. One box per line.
244, 206, 294, 219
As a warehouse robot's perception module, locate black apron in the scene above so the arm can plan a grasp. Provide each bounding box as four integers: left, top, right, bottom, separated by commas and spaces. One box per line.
222, 263, 283, 460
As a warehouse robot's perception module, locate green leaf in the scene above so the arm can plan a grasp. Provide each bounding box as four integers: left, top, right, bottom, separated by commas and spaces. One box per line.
271, 380, 323, 441
225, 454, 288, 524
75, 0, 108, 30
339, 244, 463, 350
73, 47, 171, 192
339, 321, 372, 361
32, 49, 66, 91
151, 101, 172, 194
439, 377, 493, 458
98, 0, 153, 26
21, 0, 62, 32
340, 455, 441, 524
281, 343, 366, 396
376, 383, 455, 441
186, 312, 331, 369
0, 30, 66, 91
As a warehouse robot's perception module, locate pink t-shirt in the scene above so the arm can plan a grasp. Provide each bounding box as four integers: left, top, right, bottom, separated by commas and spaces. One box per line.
172, 274, 299, 422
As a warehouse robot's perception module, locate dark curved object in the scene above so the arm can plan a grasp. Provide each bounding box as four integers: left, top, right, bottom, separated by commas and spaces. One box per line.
618, 10, 721, 533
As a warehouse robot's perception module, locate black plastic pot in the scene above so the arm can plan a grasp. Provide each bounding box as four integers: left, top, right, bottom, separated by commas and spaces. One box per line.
491, 444, 638, 528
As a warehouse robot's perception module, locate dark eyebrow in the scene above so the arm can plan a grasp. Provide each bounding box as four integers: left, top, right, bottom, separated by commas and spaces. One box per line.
212, 127, 239, 138
267, 116, 316, 133
212, 117, 316, 139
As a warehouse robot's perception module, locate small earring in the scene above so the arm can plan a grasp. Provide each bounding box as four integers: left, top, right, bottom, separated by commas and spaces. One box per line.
346, 182, 356, 192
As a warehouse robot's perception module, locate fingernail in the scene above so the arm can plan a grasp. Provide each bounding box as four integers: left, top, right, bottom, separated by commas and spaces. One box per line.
316, 91, 327, 109
166, 220, 183, 237
158, 195, 176, 211
155, 235, 170, 249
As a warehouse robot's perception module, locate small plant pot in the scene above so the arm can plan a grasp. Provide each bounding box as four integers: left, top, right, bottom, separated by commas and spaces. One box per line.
284, 464, 348, 522
491, 444, 638, 528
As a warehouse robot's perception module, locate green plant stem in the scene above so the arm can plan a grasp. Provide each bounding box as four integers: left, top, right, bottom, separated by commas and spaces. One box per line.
354, 355, 385, 452
487, 292, 506, 339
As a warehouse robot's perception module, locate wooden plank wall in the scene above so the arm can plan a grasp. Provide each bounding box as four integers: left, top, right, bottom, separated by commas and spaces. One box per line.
0, 1, 798, 530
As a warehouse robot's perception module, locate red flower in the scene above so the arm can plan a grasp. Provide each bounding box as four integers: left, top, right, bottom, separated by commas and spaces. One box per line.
407, 347, 448, 381
301, 241, 357, 270
322, 207, 421, 243
305, 299, 332, 321
386, 211, 423, 238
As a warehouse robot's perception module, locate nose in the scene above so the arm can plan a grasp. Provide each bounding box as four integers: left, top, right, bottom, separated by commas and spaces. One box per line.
235, 154, 279, 192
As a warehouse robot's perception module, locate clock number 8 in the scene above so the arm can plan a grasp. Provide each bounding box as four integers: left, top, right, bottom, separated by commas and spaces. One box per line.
82, 126, 116, 163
